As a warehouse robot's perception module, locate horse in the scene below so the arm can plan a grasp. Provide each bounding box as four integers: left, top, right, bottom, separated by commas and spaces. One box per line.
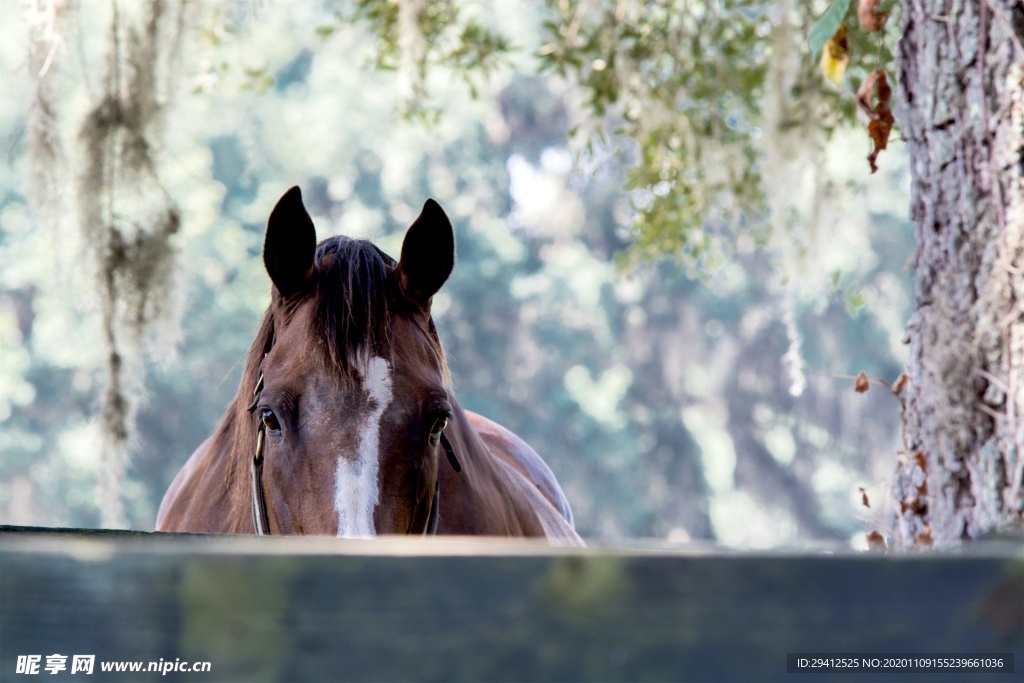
156, 187, 582, 545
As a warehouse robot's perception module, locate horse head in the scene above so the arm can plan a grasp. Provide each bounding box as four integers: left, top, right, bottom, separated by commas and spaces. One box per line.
247, 186, 457, 536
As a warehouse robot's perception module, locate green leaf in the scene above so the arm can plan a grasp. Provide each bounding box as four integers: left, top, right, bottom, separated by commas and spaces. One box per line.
845, 286, 868, 313
808, 0, 851, 60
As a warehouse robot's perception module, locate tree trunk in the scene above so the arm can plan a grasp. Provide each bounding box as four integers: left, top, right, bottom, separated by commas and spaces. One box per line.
895, 0, 1024, 547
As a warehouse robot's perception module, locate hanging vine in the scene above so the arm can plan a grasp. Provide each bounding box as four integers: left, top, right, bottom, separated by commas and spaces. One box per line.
26, 0, 189, 527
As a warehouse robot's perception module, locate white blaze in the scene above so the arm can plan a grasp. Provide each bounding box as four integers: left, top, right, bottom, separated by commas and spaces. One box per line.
334, 356, 392, 537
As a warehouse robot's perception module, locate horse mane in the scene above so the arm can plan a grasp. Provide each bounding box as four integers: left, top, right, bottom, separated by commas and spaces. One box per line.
217, 235, 451, 506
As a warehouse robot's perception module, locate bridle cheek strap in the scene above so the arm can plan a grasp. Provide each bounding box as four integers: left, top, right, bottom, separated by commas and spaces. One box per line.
423, 433, 459, 534
440, 432, 461, 473
425, 481, 441, 535
247, 367, 271, 536
250, 425, 270, 536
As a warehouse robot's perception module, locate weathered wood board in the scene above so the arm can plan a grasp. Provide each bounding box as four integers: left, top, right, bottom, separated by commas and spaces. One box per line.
1, 526, 1021, 682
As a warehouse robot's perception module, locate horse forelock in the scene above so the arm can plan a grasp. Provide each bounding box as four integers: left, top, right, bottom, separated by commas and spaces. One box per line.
310, 235, 451, 390
311, 236, 397, 381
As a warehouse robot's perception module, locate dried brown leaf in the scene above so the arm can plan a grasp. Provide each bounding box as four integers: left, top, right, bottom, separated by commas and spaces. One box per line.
866, 530, 887, 551
892, 373, 909, 395
858, 0, 890, 32
912, 451, 927, 472
856, 70, 884, 116
857, 69, 895, 173
854, 371, 870, 393
859, 487, 871, 508
867, 111, 895, 173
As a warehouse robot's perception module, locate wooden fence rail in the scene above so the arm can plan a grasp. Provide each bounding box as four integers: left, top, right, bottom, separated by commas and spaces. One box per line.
1, 526, 1021, 682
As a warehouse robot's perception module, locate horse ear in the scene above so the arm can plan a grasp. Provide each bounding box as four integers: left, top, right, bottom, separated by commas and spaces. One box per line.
396, 198, 455, 307
264, 186, 316, 299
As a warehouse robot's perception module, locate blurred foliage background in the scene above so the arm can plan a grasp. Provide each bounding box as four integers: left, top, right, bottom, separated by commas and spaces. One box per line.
1, 0, 912, 546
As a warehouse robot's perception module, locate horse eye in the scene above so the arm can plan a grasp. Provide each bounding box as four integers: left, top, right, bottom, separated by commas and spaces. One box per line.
430, 415, 449, 440
260, 408, 281, 434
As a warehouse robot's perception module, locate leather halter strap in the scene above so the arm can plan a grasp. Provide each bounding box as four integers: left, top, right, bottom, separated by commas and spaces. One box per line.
246, 370, 270, 535
246, 369, 461, 536
425, 478, 441, 535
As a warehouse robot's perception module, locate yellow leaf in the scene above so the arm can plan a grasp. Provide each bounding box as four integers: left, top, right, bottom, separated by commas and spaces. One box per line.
820, 25, 849, 86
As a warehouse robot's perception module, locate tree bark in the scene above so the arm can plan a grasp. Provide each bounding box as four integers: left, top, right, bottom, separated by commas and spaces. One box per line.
895, 0, 1024, 547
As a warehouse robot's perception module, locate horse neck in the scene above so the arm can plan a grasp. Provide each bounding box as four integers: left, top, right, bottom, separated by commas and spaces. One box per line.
443, 398, 534, 535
